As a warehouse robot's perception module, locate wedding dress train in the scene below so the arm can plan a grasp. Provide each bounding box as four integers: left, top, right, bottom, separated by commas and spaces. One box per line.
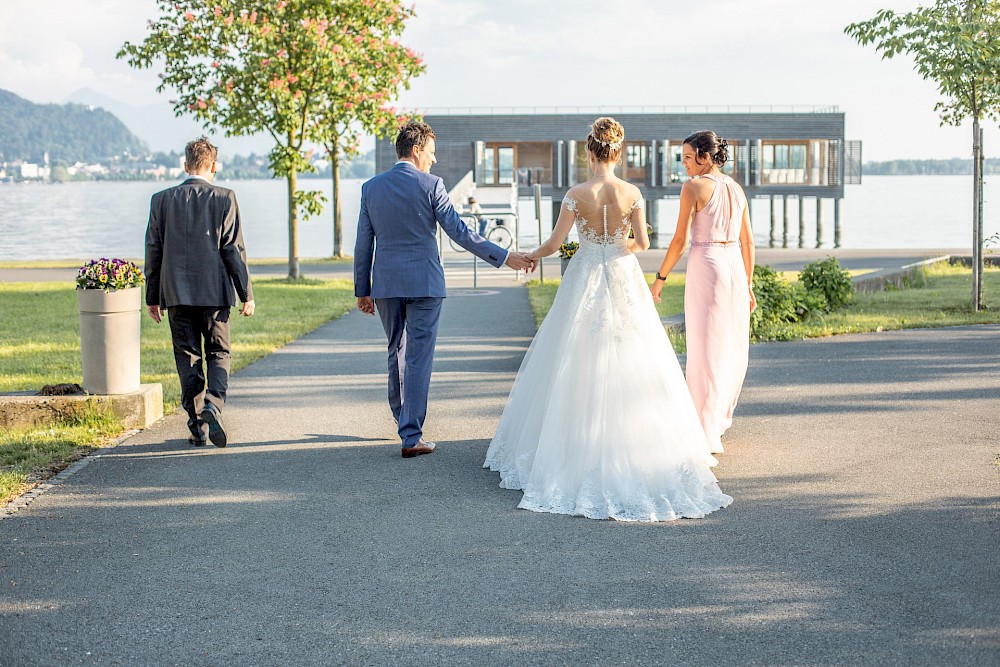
484, 195, 732, 521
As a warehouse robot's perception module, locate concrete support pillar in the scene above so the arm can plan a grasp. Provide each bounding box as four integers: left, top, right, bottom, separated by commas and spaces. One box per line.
815, 198, 824, 249
782, 194, 789, 249
769, 195, 776, 248
834, 198, 842, 248
798, 197, 806, 249
646, 198, 658, 249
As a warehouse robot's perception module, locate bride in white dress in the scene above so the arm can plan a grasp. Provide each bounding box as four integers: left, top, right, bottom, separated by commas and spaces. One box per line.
484, 117, 732, 522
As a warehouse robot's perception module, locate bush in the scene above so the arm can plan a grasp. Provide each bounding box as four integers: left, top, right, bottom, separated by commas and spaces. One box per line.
751, 265, 800, 339
799, 256, 854, 311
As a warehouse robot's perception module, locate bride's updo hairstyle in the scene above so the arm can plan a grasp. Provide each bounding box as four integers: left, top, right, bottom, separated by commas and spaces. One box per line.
587, 117, 625, 162
684, 130, 729, 166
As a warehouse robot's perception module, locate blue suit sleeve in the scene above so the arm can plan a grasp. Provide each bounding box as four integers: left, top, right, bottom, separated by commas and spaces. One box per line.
354, 190, 375, 297
432, 179, 506, 268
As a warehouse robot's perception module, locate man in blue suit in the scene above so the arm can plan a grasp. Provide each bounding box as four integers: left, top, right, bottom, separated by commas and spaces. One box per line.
354, 121, 535, 458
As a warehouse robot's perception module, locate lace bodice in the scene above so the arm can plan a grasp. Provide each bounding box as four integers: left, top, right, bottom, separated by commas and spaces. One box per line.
564, 196, 644, 253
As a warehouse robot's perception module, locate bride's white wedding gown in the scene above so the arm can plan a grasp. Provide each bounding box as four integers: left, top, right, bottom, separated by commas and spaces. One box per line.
484, 195, 732, 521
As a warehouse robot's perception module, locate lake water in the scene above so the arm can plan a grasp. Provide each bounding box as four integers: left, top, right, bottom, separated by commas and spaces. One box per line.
0, 175, 996, 260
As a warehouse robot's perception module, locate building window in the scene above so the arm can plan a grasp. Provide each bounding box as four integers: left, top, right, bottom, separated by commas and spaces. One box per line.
479, 143, 516, 185
515, 142, 552, 186
761, 140, 829, 185
624, 142, 648, 184
478, 143, 553, 186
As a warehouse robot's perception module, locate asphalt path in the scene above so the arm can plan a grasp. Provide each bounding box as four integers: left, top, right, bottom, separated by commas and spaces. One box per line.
1, 285, 998, 666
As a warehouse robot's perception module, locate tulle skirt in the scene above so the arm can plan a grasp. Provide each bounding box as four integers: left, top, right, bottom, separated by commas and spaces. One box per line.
484, 246, 732, 521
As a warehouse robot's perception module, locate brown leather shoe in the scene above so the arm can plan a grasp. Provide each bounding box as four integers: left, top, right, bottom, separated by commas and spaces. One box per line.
401, 440, 436, 458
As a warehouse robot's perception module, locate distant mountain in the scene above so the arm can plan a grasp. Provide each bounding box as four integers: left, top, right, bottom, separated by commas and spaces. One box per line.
0, 89, 147, 163
64, 88, 276, 156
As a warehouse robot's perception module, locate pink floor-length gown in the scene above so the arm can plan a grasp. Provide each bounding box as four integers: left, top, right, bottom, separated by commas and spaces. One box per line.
684, 174, 751, 453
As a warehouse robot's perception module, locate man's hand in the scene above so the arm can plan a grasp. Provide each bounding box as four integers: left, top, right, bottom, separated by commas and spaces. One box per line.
357, 296, 375, 315
505, 252, 536, 272
147, 305, 163, 323
240, 300, 255, 317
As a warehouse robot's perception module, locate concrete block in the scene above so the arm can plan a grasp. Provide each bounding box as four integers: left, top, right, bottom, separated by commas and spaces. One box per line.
0, 384, 163, 430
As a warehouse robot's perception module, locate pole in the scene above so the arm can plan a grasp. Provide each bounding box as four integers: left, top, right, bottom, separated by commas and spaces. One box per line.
534, 183, 543, 283
972, 119, 982, 311
769, 195, 776, 248
798, 196, 806, 249
815, 198, 824, 249
782, 194, 789, 249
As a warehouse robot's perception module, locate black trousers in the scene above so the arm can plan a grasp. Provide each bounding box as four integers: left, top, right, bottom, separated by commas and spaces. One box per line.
167, 306, 231, 438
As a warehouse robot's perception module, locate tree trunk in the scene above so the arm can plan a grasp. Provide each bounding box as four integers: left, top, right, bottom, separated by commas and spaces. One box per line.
287, 167, 300, 280
331, 148, 343, 258
972, 118, 982, 311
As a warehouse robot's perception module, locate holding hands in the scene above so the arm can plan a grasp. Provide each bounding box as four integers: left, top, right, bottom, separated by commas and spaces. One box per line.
505, 252, 537, 272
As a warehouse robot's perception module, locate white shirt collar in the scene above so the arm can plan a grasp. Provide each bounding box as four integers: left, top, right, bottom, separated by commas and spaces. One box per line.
185, 174, 212, 182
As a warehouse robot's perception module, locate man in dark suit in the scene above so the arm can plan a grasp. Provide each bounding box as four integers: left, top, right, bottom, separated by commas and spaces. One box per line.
145, 137, 254, 448
354, 121, 535, 458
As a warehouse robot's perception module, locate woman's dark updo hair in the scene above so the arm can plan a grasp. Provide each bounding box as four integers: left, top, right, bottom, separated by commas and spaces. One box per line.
586, 116, 625, 163
683, 130, 729, 166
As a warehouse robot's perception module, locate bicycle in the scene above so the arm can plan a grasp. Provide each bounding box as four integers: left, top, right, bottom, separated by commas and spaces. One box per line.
449, 214, 513, 252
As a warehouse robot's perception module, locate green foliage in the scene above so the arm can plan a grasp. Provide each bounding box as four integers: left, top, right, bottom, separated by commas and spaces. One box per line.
799, 256, 855, 311
0, 89, 147, 164
845, 1, 1000, 126
750, 265, 801, 339
118, 0, 425, 277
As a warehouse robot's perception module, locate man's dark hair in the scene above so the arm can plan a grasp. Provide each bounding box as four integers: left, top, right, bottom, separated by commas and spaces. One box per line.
395, 121, 435, 159
185, 137, 218, 171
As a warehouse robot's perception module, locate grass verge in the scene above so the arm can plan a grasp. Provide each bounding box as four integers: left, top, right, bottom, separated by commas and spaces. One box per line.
0, 277, 356, 505
527, 263, 1000, 352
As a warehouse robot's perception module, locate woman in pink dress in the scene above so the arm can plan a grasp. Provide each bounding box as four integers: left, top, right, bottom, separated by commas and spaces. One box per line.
650, 131, 756, 454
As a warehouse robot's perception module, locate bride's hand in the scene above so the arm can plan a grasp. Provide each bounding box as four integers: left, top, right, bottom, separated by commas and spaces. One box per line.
749, 286, 757, 313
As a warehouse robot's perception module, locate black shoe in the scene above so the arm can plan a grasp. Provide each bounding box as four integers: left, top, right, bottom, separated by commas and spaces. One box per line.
188, 436, 207, 447
200, 404, 227, 448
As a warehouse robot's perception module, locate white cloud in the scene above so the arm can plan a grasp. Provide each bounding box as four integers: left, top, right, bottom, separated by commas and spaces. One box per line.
1, 0, 997, 160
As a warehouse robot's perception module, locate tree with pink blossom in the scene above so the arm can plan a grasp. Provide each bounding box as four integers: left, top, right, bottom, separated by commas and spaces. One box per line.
119, 0, 424, 277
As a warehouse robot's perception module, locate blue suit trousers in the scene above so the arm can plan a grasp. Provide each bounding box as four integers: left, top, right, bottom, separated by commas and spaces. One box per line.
375, 297, 443, 447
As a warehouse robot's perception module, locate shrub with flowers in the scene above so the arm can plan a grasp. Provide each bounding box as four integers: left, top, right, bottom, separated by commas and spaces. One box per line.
76, 258, 145, 292
559, 242, 579, 260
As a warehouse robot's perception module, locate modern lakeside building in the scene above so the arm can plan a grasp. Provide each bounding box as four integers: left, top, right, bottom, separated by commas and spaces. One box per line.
374, 106, 862, 248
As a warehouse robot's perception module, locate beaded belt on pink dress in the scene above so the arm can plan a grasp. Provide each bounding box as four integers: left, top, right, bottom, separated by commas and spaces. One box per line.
690, 240, 740, 248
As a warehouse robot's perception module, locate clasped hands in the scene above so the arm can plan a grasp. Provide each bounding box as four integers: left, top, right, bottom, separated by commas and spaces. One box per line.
505, 252, 537, 272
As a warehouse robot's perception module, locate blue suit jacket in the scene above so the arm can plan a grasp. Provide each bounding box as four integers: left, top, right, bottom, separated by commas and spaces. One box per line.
354, 162, 506, 298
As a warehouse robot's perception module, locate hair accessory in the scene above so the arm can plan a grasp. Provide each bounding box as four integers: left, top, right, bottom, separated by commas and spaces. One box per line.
601, 139, 623, 150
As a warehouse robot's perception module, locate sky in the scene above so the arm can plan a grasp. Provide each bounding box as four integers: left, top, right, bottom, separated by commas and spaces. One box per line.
1, 0, 998, 162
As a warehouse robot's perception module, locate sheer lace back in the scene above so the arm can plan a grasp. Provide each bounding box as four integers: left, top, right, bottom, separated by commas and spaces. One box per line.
564, 194, 644, 251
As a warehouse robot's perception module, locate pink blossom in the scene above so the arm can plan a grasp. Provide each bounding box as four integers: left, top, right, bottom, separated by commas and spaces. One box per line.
224, 13, 234, 26
261, 25, 272, 36
287, 73, 299, 84
277, 49, 288, 57
249, 10, 257, 23
214, 6, 222, 17
185, 11, 195, 21
331, 44, 343, 53
211, 61, 220, 68
262, 58, 271, 66
197, 99, 207, 110
277, 0, 288, 8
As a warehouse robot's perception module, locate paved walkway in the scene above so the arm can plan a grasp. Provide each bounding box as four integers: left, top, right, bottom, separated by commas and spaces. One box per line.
1, 267, 998, 665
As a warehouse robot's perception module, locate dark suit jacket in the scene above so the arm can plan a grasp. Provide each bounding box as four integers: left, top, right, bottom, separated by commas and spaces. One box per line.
144, 178, 253, 308
354, 162, 506, 299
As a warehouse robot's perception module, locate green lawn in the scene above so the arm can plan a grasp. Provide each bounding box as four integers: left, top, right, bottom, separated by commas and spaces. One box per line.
527, 263, 1000, 353
0, 257, 352, 269
0, 278, 356, 504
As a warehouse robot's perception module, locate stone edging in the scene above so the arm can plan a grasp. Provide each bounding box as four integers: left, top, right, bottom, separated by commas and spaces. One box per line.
1, 429, 138, 520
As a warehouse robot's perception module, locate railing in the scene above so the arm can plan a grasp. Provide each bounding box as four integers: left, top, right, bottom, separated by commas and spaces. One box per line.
419, 105, 840, 116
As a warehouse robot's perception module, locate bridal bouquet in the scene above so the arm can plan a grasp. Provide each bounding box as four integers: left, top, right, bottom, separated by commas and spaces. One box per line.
559, 242, 579, 260
76, 258, 145, 292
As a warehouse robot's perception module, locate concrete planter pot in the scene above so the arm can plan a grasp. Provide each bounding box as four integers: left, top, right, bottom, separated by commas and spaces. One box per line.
77, 288, 141, 394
